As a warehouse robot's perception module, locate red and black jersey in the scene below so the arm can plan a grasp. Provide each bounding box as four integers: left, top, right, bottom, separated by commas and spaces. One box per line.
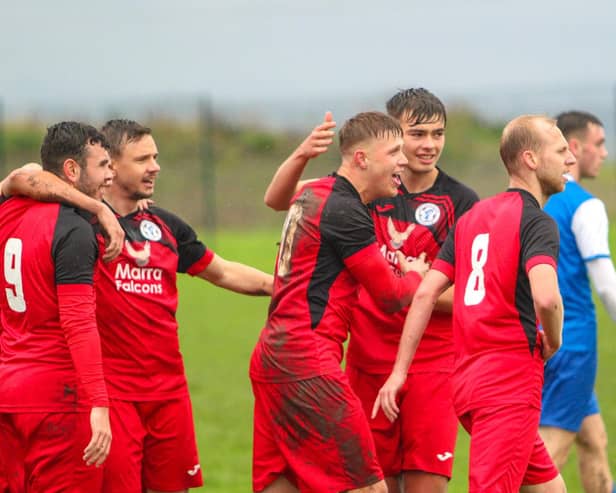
0, 196, 107, 412
347, 170, 478, 373
93, 205, 213, 401
433, 189, 559, 414
250, 174, 421, 383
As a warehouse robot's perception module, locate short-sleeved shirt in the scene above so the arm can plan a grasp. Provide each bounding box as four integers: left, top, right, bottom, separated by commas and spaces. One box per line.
0, 197, 101, 412
93, 206, 213, 401
433, 189, 559, 414
544, 178, 610, 352
250, 174, 378, 383
347, 170, 478, 373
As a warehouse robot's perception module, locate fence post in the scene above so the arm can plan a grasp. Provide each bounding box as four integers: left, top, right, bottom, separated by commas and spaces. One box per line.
199, 97, 216, 244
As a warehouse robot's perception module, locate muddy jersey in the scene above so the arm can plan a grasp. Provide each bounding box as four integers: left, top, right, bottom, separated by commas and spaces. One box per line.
0, 197, 106, 412
433, 189, 559, 413
347, 170, 478, 373
250, 174, 420, 383
93, 205, 213, 400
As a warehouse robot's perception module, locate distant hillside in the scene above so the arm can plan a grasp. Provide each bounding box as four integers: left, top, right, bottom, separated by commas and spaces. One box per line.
2, 103, 614, 230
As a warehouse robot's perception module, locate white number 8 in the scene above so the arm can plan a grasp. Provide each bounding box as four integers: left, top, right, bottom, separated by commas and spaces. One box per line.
464, 233, 489, 306
4, 238, 26, 313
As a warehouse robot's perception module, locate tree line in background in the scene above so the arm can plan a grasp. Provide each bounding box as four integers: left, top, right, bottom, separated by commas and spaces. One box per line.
1, 108, 614, 230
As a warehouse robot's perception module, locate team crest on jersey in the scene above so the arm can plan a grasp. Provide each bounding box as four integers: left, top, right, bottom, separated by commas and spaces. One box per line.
387, 217, 415, 250
125, 240, 151, 267
139, 220, 162, 241
415, 203, 440, 226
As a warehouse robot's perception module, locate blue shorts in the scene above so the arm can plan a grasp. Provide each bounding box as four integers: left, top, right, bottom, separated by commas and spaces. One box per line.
540, 349, 599, 432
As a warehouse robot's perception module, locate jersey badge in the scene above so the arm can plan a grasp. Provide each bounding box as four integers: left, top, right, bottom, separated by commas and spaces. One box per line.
387, 217, 415, 250
415, 203, 441, 226
125, 240, 151, 267
140, 219, 162, 242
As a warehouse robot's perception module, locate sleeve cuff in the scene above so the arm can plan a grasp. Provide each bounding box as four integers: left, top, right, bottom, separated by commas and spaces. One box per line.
525, 255, 556, 273
186, 249, 215, 276
432, 259, 454, 281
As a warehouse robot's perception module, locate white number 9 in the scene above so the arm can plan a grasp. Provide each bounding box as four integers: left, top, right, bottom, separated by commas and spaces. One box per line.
464, 233, 489, 306
4, 238, 26, 313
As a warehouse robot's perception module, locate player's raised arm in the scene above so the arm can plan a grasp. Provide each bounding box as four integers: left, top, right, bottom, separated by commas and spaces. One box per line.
264, 111, 336, 211
1, 165, 124, 261
372, 269, 452, 422
195, 254, 273, 296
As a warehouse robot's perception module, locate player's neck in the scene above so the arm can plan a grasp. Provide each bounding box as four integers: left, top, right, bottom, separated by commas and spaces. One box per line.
103, 190, 138, 216
337, 167, 371, 204
402, 167, 438, 193
508, 176, 545, 207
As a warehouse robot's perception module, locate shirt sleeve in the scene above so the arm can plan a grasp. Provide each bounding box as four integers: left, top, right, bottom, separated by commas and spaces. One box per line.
52, 207, 98, 284
52, 208, 107, 407
153, 207, 209, 273
454, 187, 480, 219
587, 257, 616, 322
344, 243, 422, 313
571, 198, 611, 261
434, 223, 456, 281
520, 210, 559, 273
320, 195, 375, 260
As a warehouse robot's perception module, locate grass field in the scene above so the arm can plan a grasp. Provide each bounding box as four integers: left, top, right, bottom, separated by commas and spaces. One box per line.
177, 229, 616, 493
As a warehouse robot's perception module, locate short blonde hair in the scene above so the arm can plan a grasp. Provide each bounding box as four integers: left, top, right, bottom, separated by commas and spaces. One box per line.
338, 112, 402, 155
499, 115, 556, 171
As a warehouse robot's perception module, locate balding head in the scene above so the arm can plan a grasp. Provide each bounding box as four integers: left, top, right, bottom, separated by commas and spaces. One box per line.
499, 115, 557, 173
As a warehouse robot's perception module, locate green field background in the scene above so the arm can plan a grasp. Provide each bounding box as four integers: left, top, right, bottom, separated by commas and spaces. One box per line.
176, 227, 616, 493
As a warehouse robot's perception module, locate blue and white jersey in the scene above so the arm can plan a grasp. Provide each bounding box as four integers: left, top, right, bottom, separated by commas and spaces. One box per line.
544, 177, 611, 352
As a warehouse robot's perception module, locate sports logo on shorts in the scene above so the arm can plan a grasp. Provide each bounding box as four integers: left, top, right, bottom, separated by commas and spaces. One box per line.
140, 220, 162, 241
415, 203, 441, 226
187, 464, 201, 476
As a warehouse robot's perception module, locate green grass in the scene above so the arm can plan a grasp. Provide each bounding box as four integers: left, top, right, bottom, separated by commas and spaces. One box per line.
178, 228, 616, 493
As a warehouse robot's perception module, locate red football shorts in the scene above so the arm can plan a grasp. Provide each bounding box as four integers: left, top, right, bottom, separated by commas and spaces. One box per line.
251, 372, 384, 493
458, 403, 558, 492
347, 366, 458, 478
102, 397, 203, 493
0, 411, 102, 493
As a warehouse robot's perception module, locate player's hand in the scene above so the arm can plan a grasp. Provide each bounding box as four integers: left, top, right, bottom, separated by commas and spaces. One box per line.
397, 251, 430, 277
97, 205, 124, 262
136, 198, 154, 211
371, 370, 406, 423
540, 331, 560, 361
296, 111, 336, 160
83, 407, 112, 467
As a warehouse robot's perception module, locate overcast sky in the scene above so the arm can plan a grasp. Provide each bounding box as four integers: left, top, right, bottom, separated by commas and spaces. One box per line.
1, 0, 616, 131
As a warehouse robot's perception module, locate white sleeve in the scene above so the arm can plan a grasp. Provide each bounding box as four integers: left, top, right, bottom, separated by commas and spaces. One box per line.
571, 198, 611, 260
586, 258, 616, 322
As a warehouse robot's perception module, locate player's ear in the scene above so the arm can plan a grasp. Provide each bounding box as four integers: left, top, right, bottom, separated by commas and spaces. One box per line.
567, 138, 581, 157
353, 149, 368, 170
62, 158, 81, 184
520, 149, 538, 170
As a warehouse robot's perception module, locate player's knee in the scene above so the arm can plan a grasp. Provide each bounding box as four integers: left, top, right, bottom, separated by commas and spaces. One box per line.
577, 425, 608, 456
